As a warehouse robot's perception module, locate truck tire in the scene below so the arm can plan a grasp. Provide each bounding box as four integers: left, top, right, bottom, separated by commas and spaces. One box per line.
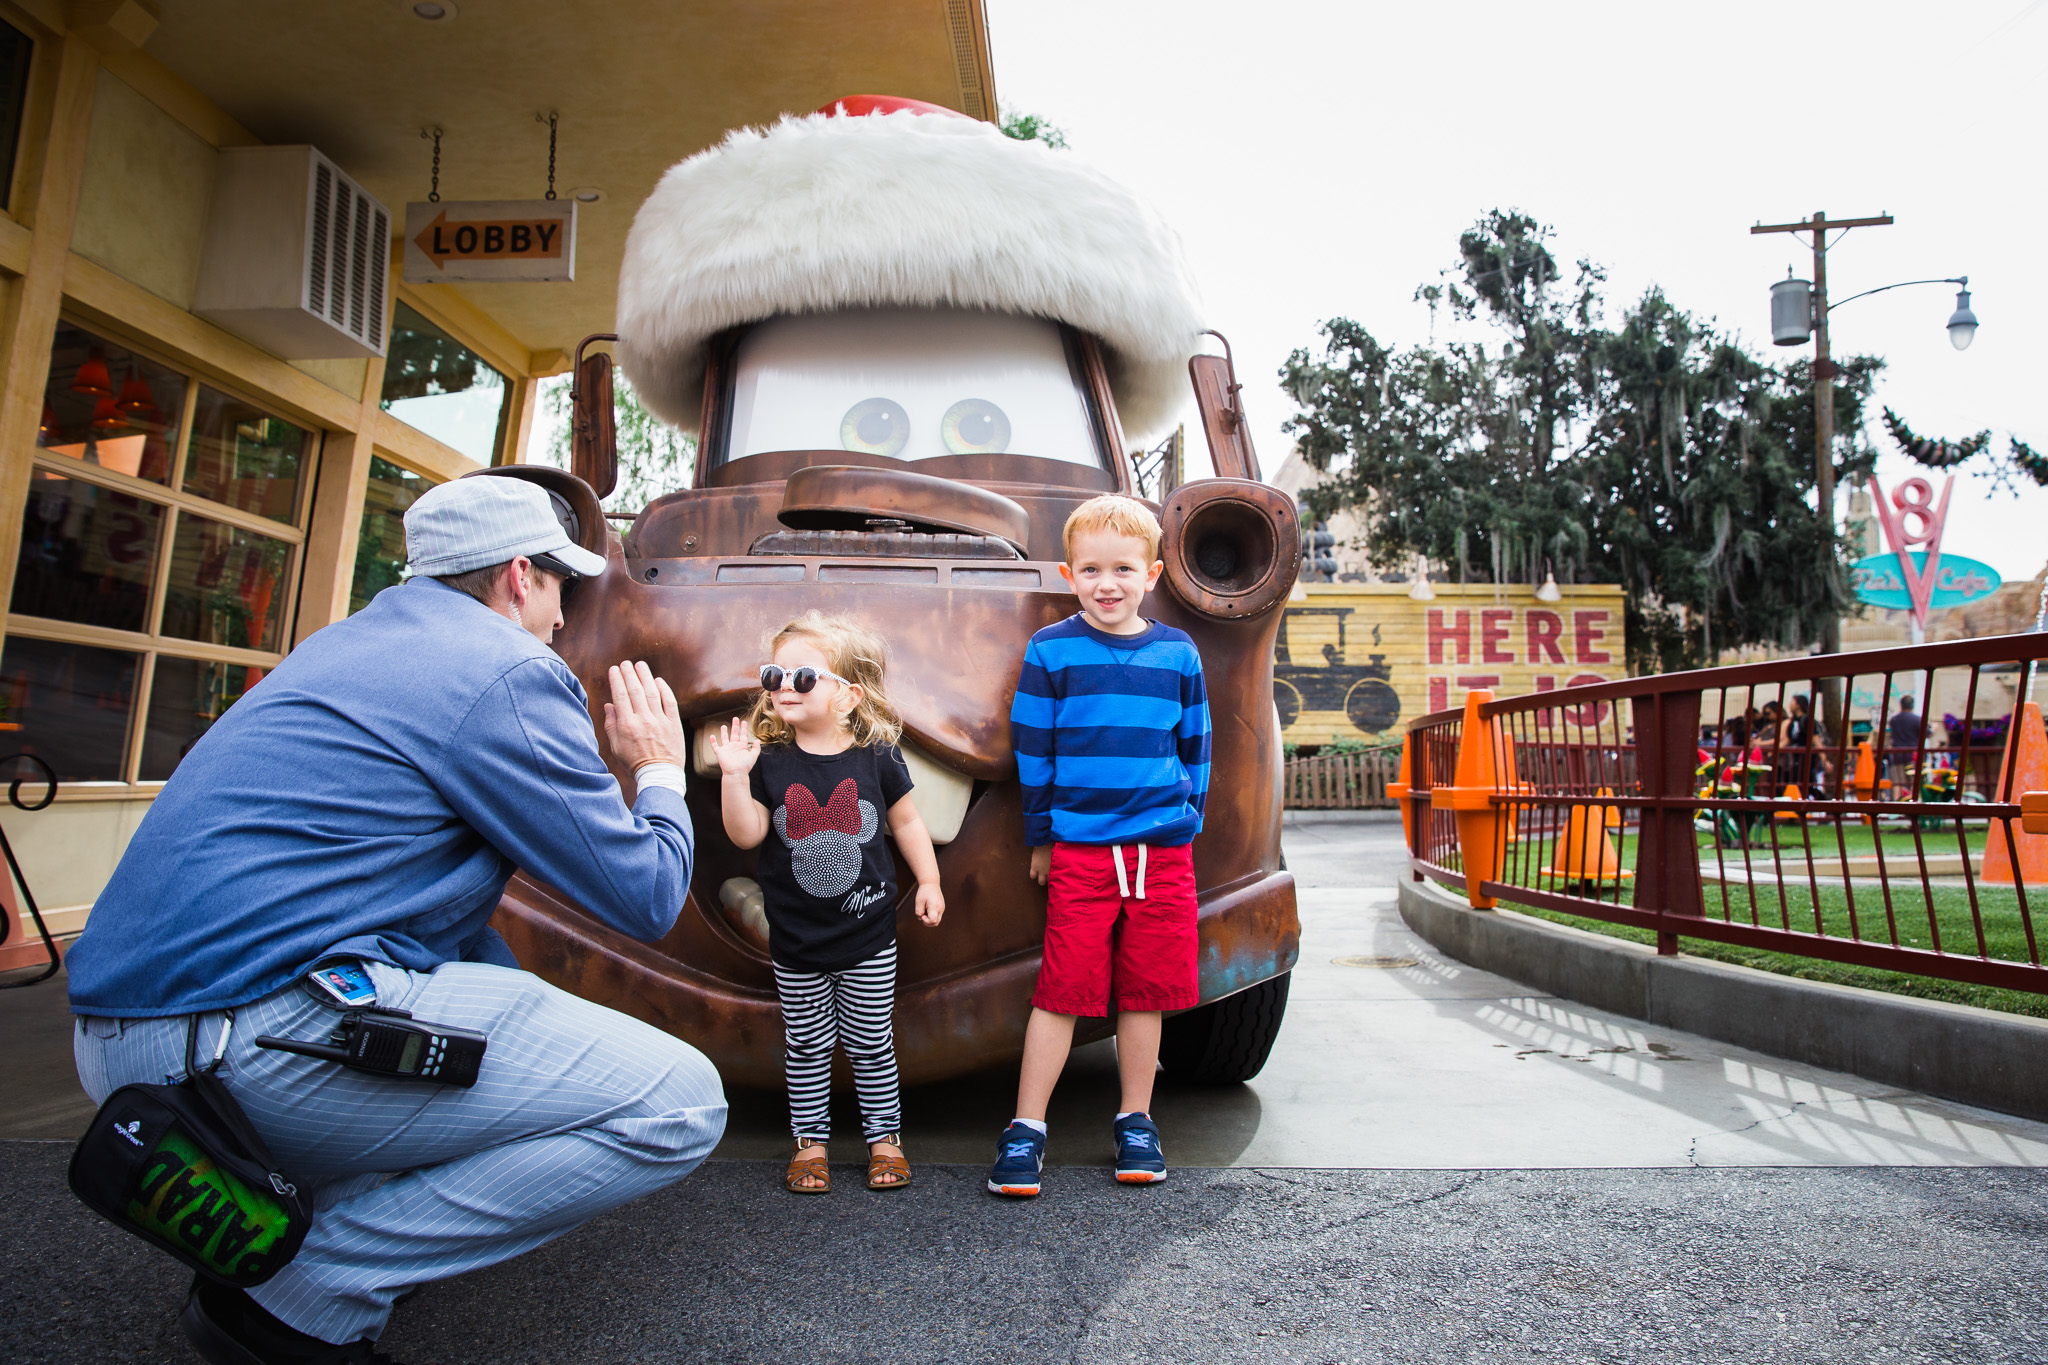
1158, 972, 1291, 1084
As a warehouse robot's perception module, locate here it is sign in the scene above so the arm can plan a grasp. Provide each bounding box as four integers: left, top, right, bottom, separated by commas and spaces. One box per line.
403, 200, 577, 283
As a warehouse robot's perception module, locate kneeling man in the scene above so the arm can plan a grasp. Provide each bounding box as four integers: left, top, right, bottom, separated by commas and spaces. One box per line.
65, 474, 724, 1365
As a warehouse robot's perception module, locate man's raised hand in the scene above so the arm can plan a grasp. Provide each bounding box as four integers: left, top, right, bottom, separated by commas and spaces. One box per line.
604, 661, 687, 771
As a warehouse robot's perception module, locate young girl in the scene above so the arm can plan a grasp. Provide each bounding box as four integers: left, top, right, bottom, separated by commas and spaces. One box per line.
709, 610, 944, 1194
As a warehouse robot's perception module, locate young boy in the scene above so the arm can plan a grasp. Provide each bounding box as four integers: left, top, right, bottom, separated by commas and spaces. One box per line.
989, 494, 1210, 1196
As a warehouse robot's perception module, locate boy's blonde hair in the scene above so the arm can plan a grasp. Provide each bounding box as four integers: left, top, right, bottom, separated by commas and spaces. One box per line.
1061, 494, 1162, 564
748, 610, 904, 749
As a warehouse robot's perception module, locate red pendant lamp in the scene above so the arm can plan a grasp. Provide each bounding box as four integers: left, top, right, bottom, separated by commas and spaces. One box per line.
116, 367, 160, 424
89, 393, 125, 432
71, 347, 113, 396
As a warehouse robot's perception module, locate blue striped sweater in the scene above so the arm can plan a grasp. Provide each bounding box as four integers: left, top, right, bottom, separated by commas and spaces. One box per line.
1010, 614, 1211, 847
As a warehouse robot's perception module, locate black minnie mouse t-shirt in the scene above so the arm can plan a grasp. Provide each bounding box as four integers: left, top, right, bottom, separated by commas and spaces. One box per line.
749, 742, 915, 972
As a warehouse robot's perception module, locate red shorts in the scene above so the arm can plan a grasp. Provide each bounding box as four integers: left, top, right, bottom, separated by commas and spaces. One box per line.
1032, 841, 1199, 1017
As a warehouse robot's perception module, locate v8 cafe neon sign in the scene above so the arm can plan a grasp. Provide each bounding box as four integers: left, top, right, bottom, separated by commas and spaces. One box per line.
1852, 473, 2001, 629
403, 199, 577, 283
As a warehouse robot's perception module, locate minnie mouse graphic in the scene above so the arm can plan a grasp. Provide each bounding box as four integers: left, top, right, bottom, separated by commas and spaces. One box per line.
772, 777, 879, 902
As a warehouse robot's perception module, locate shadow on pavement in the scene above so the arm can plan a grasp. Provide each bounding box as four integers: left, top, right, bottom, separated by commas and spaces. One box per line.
713, 1036, 1264, 1169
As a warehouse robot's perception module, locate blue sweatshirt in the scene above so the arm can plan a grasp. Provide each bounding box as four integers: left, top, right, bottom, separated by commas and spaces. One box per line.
1010, 614, 1211, 847
65, 576, 694, 1018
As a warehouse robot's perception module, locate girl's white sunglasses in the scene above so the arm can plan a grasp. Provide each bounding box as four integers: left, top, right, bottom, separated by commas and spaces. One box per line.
759, 665, 851, 694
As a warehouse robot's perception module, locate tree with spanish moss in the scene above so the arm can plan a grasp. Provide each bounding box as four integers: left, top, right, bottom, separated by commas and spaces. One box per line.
1281, 210, 1884, 673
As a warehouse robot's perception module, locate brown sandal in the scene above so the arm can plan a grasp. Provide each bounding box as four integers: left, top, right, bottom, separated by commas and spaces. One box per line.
867, 1135, 911, 1190
785, 1140, 830, 1194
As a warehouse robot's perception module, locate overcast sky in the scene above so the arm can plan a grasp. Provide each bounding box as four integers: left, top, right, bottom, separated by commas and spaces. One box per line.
984, 0, 2048, 587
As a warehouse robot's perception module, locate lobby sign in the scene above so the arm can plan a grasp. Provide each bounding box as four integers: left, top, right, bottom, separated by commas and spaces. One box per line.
1850, 550, 2001, 613
403, 199, 577, 283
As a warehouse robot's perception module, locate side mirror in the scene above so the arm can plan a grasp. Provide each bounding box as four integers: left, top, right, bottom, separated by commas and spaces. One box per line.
1189, 330, 1261, 482
571, 333, 618, 499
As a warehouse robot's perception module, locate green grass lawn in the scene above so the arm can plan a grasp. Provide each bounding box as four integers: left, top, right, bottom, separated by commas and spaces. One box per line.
1506, 822, 1989, 874
1473, 875, 2048, 1020
1458, 809, 2044, 1016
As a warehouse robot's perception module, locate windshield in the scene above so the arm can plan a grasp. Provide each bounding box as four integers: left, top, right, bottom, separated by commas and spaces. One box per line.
722, 308, 1102, 470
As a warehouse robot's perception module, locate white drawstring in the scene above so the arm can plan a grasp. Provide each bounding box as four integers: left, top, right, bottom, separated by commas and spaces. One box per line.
1111, 845, 1148, 900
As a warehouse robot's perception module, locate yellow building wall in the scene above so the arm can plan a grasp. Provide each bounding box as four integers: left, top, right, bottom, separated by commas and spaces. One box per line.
1276, 583, 1630, 745
70, 67, 217, 311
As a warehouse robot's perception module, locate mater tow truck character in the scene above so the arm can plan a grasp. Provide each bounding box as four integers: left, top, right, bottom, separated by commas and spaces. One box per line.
486, 95, 1300, 1088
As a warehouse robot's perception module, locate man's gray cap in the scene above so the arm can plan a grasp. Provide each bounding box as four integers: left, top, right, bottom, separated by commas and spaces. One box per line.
404, 475, 607, 579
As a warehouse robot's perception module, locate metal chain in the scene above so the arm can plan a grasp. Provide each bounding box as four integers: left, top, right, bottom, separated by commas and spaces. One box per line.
421, 127, 442, 203
540, 111, 557, 200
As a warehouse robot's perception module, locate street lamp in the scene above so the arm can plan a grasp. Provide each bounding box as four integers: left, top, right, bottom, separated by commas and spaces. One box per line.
1750, 211, 1976, 663
1946, 283, 1978, 350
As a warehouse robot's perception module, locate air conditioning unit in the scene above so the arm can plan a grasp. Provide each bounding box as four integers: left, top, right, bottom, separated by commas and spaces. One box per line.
194, 145, 389, 360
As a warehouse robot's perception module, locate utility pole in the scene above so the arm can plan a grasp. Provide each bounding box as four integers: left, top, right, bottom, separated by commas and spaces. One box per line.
1750, 210, 1893, 658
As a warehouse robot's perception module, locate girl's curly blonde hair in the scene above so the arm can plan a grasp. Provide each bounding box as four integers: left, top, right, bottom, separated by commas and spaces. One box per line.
748, 610, 904, 749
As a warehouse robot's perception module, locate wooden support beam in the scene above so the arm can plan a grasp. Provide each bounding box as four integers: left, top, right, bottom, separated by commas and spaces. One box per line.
294, 354, 389, 644
0, 35, 99, 655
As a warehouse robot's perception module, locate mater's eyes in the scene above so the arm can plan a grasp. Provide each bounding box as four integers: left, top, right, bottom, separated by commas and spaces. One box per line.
940, 398, 1012, 455
840, 398, 910, 457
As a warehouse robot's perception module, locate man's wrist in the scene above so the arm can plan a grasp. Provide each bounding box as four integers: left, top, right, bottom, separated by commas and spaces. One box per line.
633, 761, 688, 797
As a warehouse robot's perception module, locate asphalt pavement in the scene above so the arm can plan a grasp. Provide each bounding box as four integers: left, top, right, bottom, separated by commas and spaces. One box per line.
5, 813, 2047, 1363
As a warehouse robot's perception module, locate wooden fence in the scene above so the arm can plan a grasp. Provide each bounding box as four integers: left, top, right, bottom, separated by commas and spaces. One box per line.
1283, 749, 1401, 809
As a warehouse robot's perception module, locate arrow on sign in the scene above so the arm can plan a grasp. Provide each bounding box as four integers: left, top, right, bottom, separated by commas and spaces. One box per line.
411, 212, 566, 271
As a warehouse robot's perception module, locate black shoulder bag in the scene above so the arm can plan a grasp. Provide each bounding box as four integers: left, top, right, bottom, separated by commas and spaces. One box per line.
67, 1011, 310, 1286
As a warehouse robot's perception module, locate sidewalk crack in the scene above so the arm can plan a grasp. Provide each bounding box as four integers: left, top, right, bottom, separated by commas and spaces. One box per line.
1688, 1100, 1809, 1166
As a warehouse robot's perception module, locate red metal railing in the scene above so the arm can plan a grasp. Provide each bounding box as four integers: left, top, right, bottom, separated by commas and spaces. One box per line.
1396, 633, 2048, 993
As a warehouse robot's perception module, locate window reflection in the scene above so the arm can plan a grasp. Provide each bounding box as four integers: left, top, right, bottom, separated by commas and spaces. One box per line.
182, 388, 312, 524
11, 470, 163, 631
351, 456, 433, 614
40, 323, 184, 485
0, 636, 138, 783
160, 514, 292, 652
140, 655, 260, 780
380, 302, 508, 463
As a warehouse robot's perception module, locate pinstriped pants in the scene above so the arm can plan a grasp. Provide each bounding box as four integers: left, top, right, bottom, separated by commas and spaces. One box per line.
773, 941, 901, 1143
74, 960, 726, 1346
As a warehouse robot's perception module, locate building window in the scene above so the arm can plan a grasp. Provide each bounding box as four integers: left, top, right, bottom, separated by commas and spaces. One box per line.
380, 302, 508, 464
0, 637, 139, 784
351, 455, 435, 614
0, 21, 30, 213
5, 321, 318, 786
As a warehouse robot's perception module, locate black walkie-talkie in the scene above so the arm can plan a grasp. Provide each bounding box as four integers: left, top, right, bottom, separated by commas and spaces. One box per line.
256, 1007, 486, 1087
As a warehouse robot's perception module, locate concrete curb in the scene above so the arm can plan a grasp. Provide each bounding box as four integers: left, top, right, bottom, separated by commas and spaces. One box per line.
1396, 876, 2048, 1124
1283, 809, 1401, 826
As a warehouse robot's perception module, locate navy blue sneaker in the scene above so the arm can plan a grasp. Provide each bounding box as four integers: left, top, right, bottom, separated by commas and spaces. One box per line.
987, 1122, 1045, 1197
1113, 1113, 1167, 1184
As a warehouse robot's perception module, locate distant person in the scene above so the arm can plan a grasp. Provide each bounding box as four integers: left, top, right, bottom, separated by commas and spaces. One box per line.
1888, 696, 1925, 785
1782, 693, 1831, 795
1758, 701, 1785, 759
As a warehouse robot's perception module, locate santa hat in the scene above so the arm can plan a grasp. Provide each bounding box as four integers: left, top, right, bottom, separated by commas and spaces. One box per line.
615, 96, 1205, 444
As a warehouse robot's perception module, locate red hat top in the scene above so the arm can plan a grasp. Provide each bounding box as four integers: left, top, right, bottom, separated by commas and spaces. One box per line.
815, 94, 970, 120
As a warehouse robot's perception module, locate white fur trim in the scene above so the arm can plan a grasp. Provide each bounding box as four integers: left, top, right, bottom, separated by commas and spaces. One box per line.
616, 110, 1204, 444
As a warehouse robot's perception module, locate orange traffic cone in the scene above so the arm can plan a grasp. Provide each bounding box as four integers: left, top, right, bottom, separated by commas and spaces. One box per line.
1984, 703, 2048, 885
1775, 784, 1804, 820
1387, 733, 1414, 848
1850, 740, 1893, 824
1549, 796, 1631, 886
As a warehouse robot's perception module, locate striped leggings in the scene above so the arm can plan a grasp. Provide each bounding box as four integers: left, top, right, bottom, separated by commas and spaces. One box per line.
774, 941, 901, 1143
